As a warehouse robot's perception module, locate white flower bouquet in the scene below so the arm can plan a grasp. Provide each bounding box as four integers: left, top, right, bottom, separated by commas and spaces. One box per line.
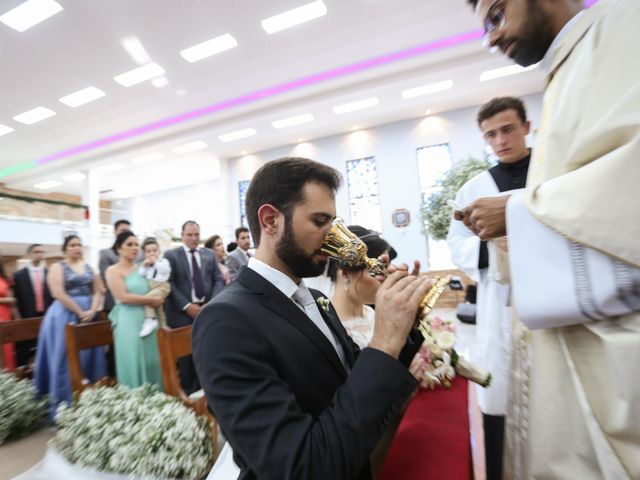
0, 371, 48, 444
413, 316, 492, 390
53, 384, 214, 480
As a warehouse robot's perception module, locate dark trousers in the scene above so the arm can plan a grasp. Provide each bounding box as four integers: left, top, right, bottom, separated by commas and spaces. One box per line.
483, 413, 505, 480
178, 354, 200, 395
15, 339, 37, 367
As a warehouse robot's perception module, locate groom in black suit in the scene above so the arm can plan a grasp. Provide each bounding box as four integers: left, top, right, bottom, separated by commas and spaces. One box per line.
165, 220, 224, 393
193, 157, 431, 480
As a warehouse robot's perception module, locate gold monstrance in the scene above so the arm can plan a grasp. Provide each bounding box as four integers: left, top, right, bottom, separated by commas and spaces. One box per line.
321, 222, 450, 325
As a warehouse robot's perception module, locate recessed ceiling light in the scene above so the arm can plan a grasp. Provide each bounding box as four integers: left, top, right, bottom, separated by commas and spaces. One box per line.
121, 36, 151, 64
151, 77, 169, 88
479, 64, 538, 81
172, 141, 208, 154
34, 180, 62, 190
241, 150, 248, 155
94, 163, 126, 173
13, 106, 56, 125
272, 113, 314, 129
425, 108, 433, 116
114, 63, 165, 87
401, 80, 453, 99
351, 125, 360, 131
131, 152, 163, 164
180, 34, 238, 63
0, 0, 63, 33
219, 128, 257, 143
297, 138, 303, 143
0, 124, 14, 137
333, 98, 379, 115
62, 172, 86, 182
261, 0, 327, 34
59, 86, 106, 107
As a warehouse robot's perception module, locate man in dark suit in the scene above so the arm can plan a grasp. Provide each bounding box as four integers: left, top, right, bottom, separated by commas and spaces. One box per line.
193, 157, 431, 479
12, 244, 53, 366
226, 226, 251, 282
99, 219, 135, 312
165, 220, 224, 393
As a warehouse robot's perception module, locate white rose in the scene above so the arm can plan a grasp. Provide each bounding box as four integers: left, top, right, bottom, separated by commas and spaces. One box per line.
435, 331, 456, 350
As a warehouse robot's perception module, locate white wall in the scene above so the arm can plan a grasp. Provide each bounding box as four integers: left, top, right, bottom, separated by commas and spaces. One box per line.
226, 93, 543, 269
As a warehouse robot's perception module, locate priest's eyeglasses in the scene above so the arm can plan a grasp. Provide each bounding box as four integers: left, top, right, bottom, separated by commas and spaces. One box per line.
482, 0, 506, 51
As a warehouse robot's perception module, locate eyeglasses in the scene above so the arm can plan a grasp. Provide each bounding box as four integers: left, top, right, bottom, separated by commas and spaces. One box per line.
482, 0, 506, 50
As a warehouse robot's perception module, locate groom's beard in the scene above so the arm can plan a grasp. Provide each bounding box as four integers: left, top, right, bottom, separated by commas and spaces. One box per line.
275, 219, 326, 278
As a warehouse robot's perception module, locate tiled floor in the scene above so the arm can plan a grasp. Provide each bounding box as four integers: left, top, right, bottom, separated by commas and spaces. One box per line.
0, 428, 54, 480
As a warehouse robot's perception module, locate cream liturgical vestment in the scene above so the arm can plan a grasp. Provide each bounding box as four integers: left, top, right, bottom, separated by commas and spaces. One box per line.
503, 1, 640, 478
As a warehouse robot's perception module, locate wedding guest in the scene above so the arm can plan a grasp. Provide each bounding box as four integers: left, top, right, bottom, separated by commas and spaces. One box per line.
0, 258, 16, 371
106, 231, 163, 389
205, 235, 231, 285
34, 235, 107, 420
99, 219, 134, 313
12, 244, 53, 367
137, 237, 172, 336
226, 227, 252, 282
164, 221, 224, 394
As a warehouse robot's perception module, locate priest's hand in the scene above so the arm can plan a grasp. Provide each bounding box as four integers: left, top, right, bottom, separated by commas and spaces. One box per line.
455, 196, 509, 240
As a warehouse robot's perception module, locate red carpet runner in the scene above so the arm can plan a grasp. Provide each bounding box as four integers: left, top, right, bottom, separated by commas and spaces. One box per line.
380, 377, 471, 479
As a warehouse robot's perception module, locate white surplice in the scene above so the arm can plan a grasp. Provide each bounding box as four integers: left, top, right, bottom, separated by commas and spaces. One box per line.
447, 171, 514, 416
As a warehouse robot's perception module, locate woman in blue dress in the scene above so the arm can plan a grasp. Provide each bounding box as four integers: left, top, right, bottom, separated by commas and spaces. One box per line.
34, 235, 107, 420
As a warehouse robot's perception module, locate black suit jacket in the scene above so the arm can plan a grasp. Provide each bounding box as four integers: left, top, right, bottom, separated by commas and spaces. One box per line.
12, 267, 52, 318
193, 267, 420, 480
164, 246, 224, 328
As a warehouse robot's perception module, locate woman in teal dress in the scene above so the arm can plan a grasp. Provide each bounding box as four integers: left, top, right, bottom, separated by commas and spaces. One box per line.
106, 231, 163, 388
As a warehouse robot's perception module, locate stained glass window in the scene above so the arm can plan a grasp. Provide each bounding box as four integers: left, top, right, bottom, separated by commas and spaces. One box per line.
239, 180, 250, 228
346, 156, 381, 232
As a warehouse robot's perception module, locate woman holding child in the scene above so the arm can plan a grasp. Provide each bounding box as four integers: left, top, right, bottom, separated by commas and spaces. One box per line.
106, 231, 163, 389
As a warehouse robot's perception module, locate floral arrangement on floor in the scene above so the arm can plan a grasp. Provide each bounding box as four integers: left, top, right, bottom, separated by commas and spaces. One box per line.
412, 316, 492, 390
0, 371, 48, 445
53, 384, 214, 479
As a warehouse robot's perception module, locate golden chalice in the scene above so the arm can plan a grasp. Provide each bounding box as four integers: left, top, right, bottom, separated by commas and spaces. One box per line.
321, 222, 450, 326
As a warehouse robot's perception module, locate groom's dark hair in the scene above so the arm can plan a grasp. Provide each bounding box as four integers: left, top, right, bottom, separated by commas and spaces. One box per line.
245, 157, 341, 245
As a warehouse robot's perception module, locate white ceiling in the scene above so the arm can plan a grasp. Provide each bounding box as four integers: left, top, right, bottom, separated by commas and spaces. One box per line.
0, 0, 545, 200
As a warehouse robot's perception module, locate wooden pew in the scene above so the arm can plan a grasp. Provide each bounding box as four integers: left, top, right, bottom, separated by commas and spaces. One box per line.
65, 320, 116, 393
0, 316, 43, 378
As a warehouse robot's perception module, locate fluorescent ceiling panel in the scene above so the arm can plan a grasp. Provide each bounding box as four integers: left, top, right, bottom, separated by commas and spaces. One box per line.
172, 141, 208, 154
272, 113, 314, 129
62, 172, 86, 182
131, 152, 163, 164
121, 36, 152, 64
180, 34, 238, 63
94, 163, 126, 173
0, 0, 63, 32
401, 80, 453, 99
0, 124, 14, 137
479, 64, 538, 81
114, 63, 165, 87
219, 128, 257, 143
333, 97, 379, 115
261, 1, 327, 34
59, 86, 106, 107
34, 180, 62, 190
13, 106, 56, 125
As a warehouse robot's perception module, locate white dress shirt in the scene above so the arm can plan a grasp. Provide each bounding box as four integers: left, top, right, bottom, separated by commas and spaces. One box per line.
247, 257, 347, 368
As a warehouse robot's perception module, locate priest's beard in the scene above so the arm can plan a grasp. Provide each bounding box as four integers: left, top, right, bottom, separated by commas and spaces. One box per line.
508, 1, 555, 67
275, 217, 327, 278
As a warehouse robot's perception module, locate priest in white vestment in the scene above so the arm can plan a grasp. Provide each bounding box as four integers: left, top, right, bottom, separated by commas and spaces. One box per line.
447, 96, 532, 480
463, 0, 640, 478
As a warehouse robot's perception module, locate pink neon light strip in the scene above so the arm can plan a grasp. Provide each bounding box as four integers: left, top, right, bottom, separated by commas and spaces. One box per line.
36, 29, 482, 165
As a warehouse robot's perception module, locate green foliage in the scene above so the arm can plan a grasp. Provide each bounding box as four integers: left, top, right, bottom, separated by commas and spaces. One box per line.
0, 371, 48, 444
421, 157, 492, 240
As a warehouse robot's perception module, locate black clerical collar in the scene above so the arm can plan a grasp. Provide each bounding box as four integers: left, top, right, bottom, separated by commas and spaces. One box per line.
496, 151, 531, 171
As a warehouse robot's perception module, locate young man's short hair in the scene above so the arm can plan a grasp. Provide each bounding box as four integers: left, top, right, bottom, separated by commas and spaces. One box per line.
245, 157, 342, 245
477, 97, 528, 127
235, 227, 249, 240
27, 243, 43, 253
113, 219, 131, 230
